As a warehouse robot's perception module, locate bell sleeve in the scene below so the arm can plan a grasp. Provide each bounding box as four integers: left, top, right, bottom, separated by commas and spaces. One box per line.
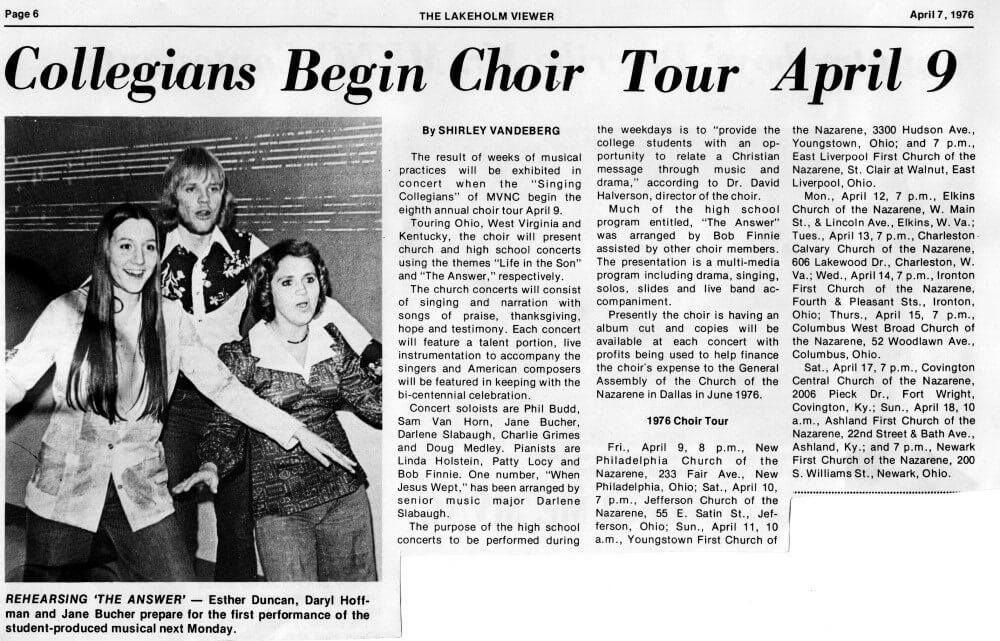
176, 310, 301, 449
6, 294, 79, 411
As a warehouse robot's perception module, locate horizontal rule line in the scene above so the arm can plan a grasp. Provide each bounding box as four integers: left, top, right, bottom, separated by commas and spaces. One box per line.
1, 24, 976, 30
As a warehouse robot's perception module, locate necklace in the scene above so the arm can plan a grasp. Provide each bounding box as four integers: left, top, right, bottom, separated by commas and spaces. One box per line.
286, 329, 309, 344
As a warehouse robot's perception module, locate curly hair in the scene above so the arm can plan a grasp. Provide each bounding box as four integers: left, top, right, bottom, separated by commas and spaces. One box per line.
158, 146, 236, 231
249, 240, 332, 322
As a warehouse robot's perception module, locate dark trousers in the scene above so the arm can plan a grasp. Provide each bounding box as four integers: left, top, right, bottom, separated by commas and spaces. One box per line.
162, 374, 257, 581
24, 482, 195, 582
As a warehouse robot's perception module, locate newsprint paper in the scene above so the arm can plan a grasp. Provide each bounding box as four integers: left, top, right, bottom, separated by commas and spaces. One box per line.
2, 1, 999, 640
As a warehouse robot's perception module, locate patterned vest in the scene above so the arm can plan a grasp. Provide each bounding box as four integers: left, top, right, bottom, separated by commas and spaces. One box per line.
160, 227, 255, 314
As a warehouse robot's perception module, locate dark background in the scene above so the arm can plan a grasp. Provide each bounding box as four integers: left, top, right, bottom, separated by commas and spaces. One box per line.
6, 116, 382, 344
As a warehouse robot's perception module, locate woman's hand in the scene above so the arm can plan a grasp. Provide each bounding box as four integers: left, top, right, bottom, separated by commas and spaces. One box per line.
172, 463, 220, 494
295, 426, 357, 472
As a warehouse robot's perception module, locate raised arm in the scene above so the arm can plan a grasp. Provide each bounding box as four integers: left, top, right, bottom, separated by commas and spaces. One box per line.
174, 307, 355, 470
6, 293, 79, 411
327, 323, 382, 428
316, 297, 372, 354
177, 312, 301, 448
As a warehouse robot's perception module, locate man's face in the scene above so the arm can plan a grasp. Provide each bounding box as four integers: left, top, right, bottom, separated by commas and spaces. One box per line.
175, 169, 224, 235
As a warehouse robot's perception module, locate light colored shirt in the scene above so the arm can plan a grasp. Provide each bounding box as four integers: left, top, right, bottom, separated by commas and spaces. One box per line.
5, 289, 304, 533
161, 227, 373, 353
314, 297, 374, 354
161, 226, 268, 353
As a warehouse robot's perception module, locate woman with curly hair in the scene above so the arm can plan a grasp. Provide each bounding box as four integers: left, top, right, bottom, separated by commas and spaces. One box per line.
175, 239, 381, 581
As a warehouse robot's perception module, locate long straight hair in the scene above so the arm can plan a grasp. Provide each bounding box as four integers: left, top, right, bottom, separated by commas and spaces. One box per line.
66, 203, 169, 422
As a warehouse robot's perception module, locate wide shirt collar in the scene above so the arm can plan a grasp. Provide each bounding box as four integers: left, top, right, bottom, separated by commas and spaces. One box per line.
163, 226, 234, 258
248, 317, 337, 378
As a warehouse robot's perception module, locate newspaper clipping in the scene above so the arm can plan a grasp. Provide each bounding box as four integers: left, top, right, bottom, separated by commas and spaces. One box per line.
2, 1, 998, 639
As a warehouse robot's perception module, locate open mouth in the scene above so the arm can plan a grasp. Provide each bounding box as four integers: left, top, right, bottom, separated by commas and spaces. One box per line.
295, 301, 312, 311
124, 269, 147, 279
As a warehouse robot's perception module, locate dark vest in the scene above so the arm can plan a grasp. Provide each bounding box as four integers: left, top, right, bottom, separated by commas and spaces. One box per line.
160, 227, 254, 314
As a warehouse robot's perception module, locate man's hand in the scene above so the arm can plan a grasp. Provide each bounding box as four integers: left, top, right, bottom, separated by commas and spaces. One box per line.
172, 463, 220, 494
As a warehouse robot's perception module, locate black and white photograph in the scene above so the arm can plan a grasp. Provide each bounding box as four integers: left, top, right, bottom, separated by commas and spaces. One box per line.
0, 3, 997, 640
4, 116, 383, 583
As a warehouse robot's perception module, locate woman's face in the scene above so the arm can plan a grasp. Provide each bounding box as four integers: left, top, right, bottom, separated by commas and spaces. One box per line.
270, 255, 321, 328
108, 218, 158, 295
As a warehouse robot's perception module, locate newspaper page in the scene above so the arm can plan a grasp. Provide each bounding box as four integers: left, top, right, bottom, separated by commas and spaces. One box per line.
2, 1, 998, 640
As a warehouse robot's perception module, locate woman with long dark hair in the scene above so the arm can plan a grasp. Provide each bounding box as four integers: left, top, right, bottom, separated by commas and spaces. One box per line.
5, 204, 352, 581
174, 240, 381, 581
